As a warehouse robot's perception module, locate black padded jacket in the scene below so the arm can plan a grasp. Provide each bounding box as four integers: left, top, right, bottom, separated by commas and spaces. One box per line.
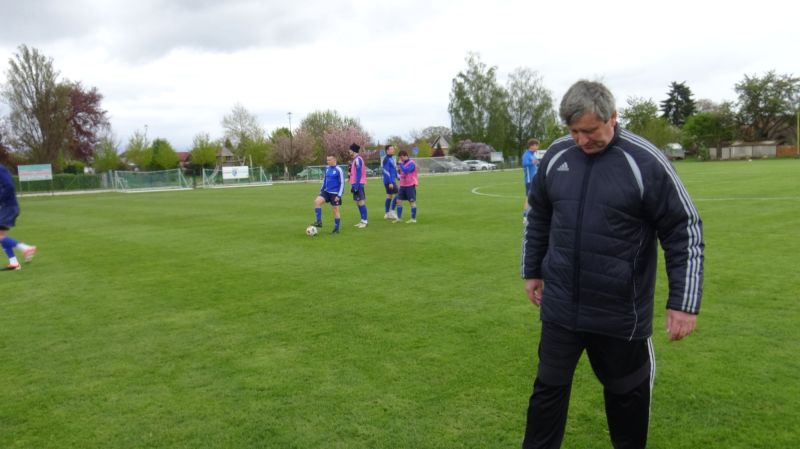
521, 126, 704, 340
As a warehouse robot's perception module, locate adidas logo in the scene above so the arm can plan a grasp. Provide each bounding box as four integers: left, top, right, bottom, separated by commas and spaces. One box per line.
556, 162, 569, 172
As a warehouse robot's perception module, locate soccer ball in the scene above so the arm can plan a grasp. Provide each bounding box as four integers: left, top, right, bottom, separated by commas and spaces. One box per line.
306, 225, 319, 236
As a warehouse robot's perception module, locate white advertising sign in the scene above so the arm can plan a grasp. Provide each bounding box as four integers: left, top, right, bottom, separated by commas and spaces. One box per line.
222, 166, 249, 180
18, 164, 53, 181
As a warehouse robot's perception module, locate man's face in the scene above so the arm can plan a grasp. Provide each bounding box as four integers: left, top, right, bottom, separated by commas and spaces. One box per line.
327, 157, 336, 166
387, 146, 395, 155
569, 111, 617, 155
528, 144, 539, 152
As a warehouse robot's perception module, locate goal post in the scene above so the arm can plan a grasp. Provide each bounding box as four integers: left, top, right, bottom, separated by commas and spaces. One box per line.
112, 169, 191, 192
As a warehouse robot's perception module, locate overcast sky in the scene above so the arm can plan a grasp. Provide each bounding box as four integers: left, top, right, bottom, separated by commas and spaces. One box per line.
0, 0, 797, 150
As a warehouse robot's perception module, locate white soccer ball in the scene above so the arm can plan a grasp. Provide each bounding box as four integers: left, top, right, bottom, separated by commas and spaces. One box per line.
306, 225, 319, 236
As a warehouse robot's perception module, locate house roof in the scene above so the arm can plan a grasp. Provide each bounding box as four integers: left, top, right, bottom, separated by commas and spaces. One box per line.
430, 135, 450, 149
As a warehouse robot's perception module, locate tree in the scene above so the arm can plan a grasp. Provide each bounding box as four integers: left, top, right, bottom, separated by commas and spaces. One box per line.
682, 106, 736, 154
412, 139, 433, 158
124, 129, 151, 170
150, 138, 179, 170
270, 127, 292, 142
506, 67, 557, 157
621, 97, 680, 148
189, 133, 218, 168
661, 81, 696, 127
66, 82, 109, 163
448, 52, 511, 151
2, 45, 71, 169
620, 96, 660, 133
409, 126, 452, 144
735, 70, 800, 141
272, 130, 314, 176
299, 110, 363, 162
93, 134, 122, 172
385, 135, 409, 149
221, 103, 264, 153
451, 140, 493, 161
239, 136, 271, 168
322, 127, 372, 162
0, 118, 15, 167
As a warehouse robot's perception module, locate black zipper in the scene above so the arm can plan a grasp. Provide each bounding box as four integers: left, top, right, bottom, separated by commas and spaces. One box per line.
573, 156, 595, 327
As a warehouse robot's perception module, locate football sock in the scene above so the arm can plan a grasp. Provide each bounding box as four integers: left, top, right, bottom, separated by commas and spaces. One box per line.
384, 198, 391, 213
396, 207, 403, 219
16, 243, 31, 252
334, 218, 340, 230
391, 198, 397, 211
1, 237, 17, 258
411, 207, 417, 219
315, 208, 322, 223
8, 256, 19, 266
358, 205, 367, 221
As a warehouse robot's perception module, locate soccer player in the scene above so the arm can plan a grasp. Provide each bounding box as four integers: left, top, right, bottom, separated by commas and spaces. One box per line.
381, 144, 399, 220
522, 138, 540, 221
312, 155, 344, 234
0, 164, 37, 271
348, 143, 368, 228
395, 150, 418, 224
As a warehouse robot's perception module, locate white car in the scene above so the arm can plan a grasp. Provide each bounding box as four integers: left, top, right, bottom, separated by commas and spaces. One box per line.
463, 160, 497, 171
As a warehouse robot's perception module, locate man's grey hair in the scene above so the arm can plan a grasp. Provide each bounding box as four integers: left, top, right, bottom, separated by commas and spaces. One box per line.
559, 80, 616, 125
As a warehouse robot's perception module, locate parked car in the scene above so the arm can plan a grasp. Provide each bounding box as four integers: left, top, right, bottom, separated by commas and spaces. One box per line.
663, 143, 685, 160
296, 167, 324, 179
429, 160, 468, 173
463, 160, 497, 171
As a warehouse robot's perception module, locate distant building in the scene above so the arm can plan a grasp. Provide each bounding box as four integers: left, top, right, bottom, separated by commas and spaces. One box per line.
217, 147, 237, 166
176, 152, 191, 168
430, 136, 450, 156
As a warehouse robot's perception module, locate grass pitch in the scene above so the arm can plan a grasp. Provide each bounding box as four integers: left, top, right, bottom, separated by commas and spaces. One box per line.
1, 159, 798, 448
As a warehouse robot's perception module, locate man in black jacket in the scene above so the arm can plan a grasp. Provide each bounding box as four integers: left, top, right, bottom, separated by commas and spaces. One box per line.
520, 80, 704, 449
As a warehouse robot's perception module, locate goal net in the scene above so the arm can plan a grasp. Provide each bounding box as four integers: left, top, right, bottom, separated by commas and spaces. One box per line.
112, 169, 191, 192
201, 166, 272, 189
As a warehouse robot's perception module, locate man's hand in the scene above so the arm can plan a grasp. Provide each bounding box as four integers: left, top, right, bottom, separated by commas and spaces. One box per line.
524, 278, 544, 307
666, 309, 697, 341
388, 183, 394, 189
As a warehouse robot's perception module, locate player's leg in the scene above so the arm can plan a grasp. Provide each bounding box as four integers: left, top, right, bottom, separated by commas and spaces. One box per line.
406, 187, 417, 223
331, 204, 341, 234
586, 335, 654, 449
522, 322, 584, 449
312, 195, 325, 226
1, 229, 21, 270
355, 187, 368, 228
384, 184, 392, 218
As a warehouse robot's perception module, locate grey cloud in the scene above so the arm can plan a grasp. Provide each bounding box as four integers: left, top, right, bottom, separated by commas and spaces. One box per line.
1, 0, 362, 61
0, 0, 103, 46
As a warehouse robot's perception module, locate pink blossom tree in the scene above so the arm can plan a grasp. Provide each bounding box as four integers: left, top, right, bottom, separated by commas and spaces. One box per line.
322, 127, 372, 163
272, 130, 314, 177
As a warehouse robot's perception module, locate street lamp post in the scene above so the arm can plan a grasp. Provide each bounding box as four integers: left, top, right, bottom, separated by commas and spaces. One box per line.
288, 112, 293, 149
287, 112, 293, 178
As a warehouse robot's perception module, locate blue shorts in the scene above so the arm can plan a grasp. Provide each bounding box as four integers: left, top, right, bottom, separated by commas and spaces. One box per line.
320, 191, 342, 206
351, 185, 366, 202
0, 206, 19, 230
398, 186, 416, 202
384, 182, 398, 195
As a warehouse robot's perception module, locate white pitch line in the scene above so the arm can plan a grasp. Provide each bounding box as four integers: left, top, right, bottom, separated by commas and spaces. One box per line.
470, 186, 524, 199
